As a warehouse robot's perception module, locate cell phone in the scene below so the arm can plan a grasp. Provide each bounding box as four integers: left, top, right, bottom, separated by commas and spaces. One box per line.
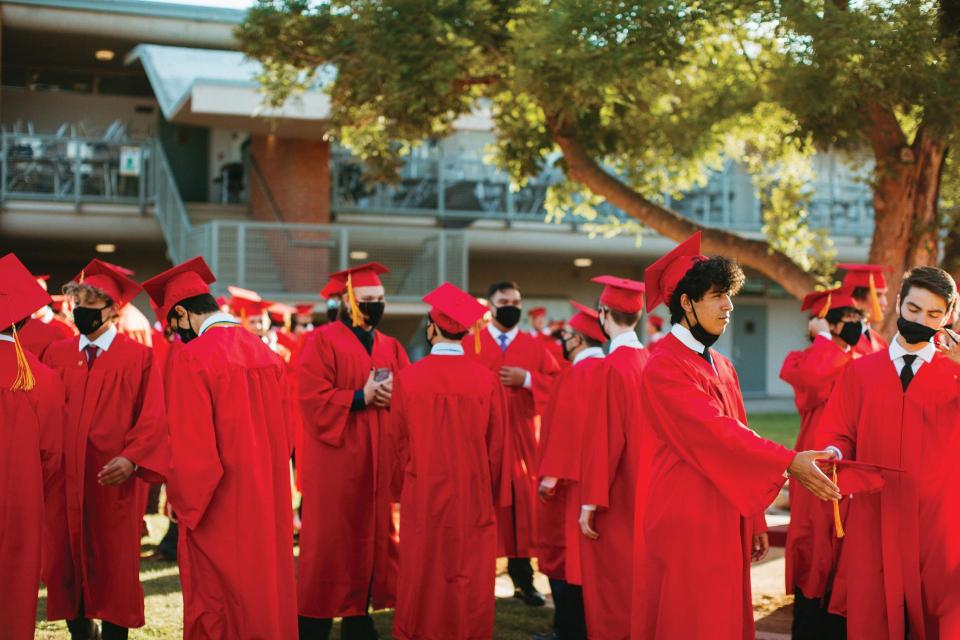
374, 368, 391, 382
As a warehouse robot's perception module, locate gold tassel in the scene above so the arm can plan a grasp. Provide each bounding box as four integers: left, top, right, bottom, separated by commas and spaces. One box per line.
346, 274, 364, 327
78, 269, 85, 283
473, 320, 483, 354
868, 273, 884, 324
832, 464, 845, 539
818, 292, 832, 319
10, 323, 36, 391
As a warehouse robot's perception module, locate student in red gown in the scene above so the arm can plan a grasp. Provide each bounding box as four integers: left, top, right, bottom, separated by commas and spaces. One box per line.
779, 287, 862, 639
817, 266, 960, 640
529, 306, 565, 365
631, 232, 841, 640
463, 280, 560, 607
297, 262, 410, 640
19, 273, 76, 357
538, 301, 608, 640
42, 259, 169, 640
142, 257, 298, 639
0, 254, 65, 640
386, 282, 511, 640
839, 263, 890, 356
578, 276, 651, 640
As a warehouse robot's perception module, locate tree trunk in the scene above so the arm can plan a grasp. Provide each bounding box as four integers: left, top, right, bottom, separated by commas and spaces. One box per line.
865, 106, 947, 337
547, 119, 818, 299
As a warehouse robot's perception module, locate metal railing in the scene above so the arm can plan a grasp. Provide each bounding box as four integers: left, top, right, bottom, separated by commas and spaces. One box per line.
191, 220, 467, 302
332, 151, 876, 237
1, 132, 154, 208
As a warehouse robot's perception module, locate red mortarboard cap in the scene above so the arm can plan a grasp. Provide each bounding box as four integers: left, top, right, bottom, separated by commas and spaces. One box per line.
320, 275, 346, 299
593, 275, 646, 314
50, 294, 67, 314
267, 302, 296, 324
227, 286, 271, 316
568, 301, 606, 343
329, 262, 389, 288
33, 273, 51, 281
142, 257, 216, 323
819, 458, 902, 539
0, 253, 53, 391
644, 232, 708, 312
800, 288, 858, 319
295, 303, 316, 316
424, 282, 487, 335
528, 307, 547, 319
648, 315, 664, 331
73, 258, 142, 307
1, 254, 53, 332
839, 263, 888, 291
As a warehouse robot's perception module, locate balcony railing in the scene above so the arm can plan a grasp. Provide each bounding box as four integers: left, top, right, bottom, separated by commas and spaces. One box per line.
180, 219, 467, 302
1, 133, 154, 208
332, 152, 876, 237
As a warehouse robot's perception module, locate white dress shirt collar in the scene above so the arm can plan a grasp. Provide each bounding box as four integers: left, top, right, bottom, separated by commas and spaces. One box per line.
889, 334, 936, 368
573, 346, 605, 366
199, 312, 241, 337
609, 330, 643, 353
671, 323, 707, 355
78, 323, 117, 352
431, 342, 465, 356
488, 322, 520, 345
0, 334, 14, 344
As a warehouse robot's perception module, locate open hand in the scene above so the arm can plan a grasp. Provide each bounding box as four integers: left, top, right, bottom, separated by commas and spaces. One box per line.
579, 508, 599, 540
788, 450, 841, 501
751, 533, 770, 563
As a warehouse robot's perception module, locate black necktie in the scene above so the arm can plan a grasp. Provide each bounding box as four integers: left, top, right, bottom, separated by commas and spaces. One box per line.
900, 354, 917, 391
700, 348, 713, 365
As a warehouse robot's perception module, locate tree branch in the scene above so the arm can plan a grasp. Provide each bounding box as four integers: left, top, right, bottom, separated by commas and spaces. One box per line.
546, 116, 817, 299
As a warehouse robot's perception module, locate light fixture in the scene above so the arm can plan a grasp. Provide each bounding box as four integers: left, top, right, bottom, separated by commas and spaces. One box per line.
95, 243, 116, 254
350, 250, 369, 260
95, 49, 115, 62
573, 257, 592, 268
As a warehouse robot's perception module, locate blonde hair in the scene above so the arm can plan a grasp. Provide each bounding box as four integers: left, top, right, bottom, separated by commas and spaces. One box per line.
62, 283, 119, 319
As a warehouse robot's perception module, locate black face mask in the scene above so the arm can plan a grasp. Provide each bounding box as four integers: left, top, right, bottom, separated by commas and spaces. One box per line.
73, 304, 109, 336
897, 315, 938, 344
173, 314, 198, 344
597, 309, 610, 340
687, 304, 720, 348
837, 321, 863, 347
494, 305, 522, 329
561, 334, 579, 361
326, 299, 340, 323
358, 301, 385, 328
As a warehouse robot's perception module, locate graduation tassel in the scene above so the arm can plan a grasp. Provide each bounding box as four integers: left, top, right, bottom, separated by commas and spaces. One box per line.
818, 292, 832, 319
346, 274, 364, 327
868, 273, 884, 324
10, 322, 36, 391
832, 463, 845, 539
473, 319, 483, 354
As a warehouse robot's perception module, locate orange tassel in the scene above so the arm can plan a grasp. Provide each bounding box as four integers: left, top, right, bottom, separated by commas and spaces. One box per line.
832, 464, 845, 539
818, 292, 832, 319
10, 323, 36, 391
346, 274, 364, 327
868, 273, 884, 324
473, 320, 482, 354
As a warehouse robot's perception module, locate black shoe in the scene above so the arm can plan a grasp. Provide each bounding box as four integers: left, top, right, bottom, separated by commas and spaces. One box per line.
514, 587, 546, 607
532, 630, 559, 640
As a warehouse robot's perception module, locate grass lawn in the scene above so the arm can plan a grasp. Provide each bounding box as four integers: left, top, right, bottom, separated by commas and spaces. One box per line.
749, 412, 800, 448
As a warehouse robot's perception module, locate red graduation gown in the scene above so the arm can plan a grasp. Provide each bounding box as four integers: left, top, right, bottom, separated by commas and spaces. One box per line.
579, 344, 651, 640
632, 334, 794, 640
538, 352, 607, 584
20, 315, 74, 357
779, 335, 855, 598
463, 329, 560, 558
298, 320, 410, 618
165, 325, 297, 639
1, 344, 64, 640
42, 332, 168, 628
817, 350, 960, 640
386, 353, 512, 640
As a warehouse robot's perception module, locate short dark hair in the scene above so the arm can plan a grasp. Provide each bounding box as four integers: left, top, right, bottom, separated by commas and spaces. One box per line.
487, 281, 520, 299
899, 266, 957, 310
668, 257, 745, 324
608, 308, 640, 327
824, 306, 862, 325
427, 314, 468, 341
850, 286, 870, 302
167, 293, 219, 324
573, 330, 603, 349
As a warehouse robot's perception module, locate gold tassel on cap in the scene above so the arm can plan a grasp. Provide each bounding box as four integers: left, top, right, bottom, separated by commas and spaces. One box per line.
868, 273, 884, 324
818, 292, 832, 319
473, 319, 483, 354
346, 274, 364, 327
832, 463, 845, 539
10, 323, 36, 391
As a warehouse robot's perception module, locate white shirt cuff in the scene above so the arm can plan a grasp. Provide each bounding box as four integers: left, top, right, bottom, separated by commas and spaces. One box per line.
825, 445, 844, 461
540, 476, 558, 490
581, 505, 596, 512
522, 371, 532, 389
